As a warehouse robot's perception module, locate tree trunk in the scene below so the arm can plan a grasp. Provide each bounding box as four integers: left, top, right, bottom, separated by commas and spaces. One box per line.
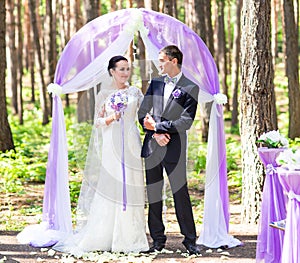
135, 0, 148, 94
77, 0, 100, 123
83, 0, 100, 23
17, 0, 23, 124
144, 0, 159, 11
240, 0, 277, 224
226, 3, 232, 75
231, 0, 242, 127
29, 0, 49, 125
45, 0, 57, 115
216, 0, 229, 111
296, 0, 299, 28
271, 0, 279, 68
111, 0, 117, 11
46, 0, 56, 83
185, 0, 194, 28
58, 0, 66, 51
188, 0, 212, 142
280, 0, 286, 66
213, 1, 218, 67
6, 0, 18, 115
204, 0, 214, 56
197, 0, 206, 36
75, 0, 83, 31
283, 0, 300, 139
24, 0, 35, 102
0, 0, 14, 151
163, 0, 176, 17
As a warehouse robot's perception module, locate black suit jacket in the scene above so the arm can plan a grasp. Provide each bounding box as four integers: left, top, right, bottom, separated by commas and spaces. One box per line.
138, 74, 199, 163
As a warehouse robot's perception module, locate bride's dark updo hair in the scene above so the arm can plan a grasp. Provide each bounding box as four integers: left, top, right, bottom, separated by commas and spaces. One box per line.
108, 55, 128, 76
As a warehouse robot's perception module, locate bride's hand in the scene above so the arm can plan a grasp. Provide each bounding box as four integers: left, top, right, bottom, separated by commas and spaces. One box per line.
98, 105, 105, 118
105, 112, 121, 125
114, 112, 121, 121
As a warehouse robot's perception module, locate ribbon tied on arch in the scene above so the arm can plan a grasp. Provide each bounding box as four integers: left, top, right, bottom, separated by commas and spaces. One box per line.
213, 93, 227, 117
213, 93, 228, 105
47, 83, 63, 97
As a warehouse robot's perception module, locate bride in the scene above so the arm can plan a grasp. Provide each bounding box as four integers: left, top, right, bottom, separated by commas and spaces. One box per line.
53, 55, 149, 256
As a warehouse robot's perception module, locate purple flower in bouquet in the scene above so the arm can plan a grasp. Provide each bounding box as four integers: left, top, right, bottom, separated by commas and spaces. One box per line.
110, 91, 128, 112
172, 88, 182, 99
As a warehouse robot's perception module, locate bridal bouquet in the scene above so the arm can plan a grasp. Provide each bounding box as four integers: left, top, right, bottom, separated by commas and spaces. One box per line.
276, 148, 300, 170
110, 90, 128, 112
257, 130, 288, 148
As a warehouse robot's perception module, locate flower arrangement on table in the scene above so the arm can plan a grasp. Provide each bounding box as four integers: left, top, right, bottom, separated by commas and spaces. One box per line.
257, 130, 289, 149
276, 148, 300, 171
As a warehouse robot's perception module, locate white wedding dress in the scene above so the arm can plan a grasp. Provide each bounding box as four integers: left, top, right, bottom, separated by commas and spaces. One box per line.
53, 86, 149, 256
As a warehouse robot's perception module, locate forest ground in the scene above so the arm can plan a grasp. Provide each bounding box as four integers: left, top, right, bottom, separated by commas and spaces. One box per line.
0, 183, 258, 263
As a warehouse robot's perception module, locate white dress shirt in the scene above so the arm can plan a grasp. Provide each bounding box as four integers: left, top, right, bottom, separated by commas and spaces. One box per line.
163, 72, 182, 110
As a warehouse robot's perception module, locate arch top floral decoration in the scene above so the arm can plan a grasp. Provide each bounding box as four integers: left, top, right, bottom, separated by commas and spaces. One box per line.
17, 8, 240, 249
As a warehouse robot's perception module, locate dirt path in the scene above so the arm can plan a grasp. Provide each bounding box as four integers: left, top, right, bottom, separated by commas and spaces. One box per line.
0, 184, 258, 262
0, 229, 257, 263
0, 209, 257, 262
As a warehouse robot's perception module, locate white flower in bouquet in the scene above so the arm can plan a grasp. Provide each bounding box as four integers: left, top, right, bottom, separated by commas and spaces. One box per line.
276, 148, 300, 170
257, 130, 288, 148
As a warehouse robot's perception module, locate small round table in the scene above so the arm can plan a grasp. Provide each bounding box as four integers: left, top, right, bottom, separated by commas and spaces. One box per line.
277, 167, 300, 263
256, 147, 287, 263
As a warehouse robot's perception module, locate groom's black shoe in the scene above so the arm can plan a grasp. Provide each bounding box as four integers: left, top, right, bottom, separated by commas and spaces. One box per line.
183, 242, 201, 255
141, 242, 165, 253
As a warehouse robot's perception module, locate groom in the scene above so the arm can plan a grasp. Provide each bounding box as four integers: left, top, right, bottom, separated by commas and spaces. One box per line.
138, 45, 200, 255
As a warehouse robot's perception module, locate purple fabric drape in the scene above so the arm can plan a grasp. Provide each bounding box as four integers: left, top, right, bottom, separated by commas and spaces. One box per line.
277, 168, 300, 263
43, 97, 59, 229
256, 147, 287, 263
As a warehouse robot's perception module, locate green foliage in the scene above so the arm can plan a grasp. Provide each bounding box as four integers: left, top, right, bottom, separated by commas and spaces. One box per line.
67, 121, 93, 172
193, 147, 207, 174
0, 109, 51, 193
226, 136, 241, 171
191, 133, 242, 194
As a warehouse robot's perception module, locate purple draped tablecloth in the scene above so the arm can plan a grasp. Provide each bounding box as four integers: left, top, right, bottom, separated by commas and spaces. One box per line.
277, 168, 300, 263
256, 147, 287, 263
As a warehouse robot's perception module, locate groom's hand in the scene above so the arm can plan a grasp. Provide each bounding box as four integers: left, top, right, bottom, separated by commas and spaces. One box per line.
153, 133, 170, 146
144, 113, 156, 130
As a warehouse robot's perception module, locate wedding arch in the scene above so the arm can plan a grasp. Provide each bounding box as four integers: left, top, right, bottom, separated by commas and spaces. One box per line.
19, 8, 240, 249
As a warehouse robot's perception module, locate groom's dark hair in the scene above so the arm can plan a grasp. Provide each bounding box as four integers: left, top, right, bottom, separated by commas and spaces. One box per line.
160, 45, 183, 68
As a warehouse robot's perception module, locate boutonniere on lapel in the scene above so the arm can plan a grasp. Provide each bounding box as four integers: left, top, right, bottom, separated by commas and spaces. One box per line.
172, 88, 182, 99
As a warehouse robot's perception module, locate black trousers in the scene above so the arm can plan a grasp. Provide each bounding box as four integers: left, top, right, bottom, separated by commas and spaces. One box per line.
145, 152, 197, 245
